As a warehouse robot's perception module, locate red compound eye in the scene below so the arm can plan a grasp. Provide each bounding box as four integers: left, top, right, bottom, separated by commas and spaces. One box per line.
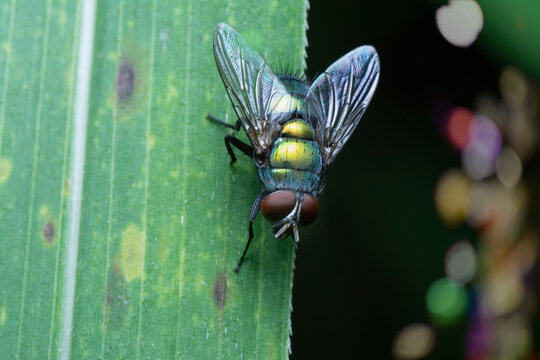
261, 191, 296, 222
299, 195, 319, 226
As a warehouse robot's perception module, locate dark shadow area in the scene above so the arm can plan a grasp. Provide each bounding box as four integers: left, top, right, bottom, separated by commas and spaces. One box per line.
291, 1, 539, 359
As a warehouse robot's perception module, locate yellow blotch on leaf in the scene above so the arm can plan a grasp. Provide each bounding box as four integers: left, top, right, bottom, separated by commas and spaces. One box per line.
107, 51, 117, 62
105, 91, 115, 110
169, 169, 179, 179
0, 158, 12, 185
195, 273, 204, 292
148, 133, 156, 150
39, 205, 49, 217
166, 74, 179, 102
119, 224, 146, 282
265, 338, 277, 358
0, 305, 6, 326
1, 41, 10, 55
57, 9, 67, 26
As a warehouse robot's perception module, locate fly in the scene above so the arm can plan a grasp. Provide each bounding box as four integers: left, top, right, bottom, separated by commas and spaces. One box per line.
208, 23, 380, 272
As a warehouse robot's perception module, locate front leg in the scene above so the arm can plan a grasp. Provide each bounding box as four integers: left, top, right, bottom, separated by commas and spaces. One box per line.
234, 190, 270, 273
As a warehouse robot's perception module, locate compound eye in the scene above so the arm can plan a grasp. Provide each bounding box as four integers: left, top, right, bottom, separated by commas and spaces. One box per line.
261, 191, 296, 222
299, 195, 319, 226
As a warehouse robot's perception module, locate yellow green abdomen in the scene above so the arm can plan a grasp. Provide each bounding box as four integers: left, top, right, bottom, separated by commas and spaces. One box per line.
269, 138, 321, 171
258, 119, 323, 194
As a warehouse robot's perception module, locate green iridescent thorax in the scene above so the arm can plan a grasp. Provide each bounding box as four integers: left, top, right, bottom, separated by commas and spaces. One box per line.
279, 75, 310, 99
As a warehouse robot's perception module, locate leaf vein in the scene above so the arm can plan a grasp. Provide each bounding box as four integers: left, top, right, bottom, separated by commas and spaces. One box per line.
0, 0, 17, 156
15, 0, 52, 357
136, 0, 157, 358
175, 0, 193, 357
60, 0, 97, 357
46, 2, 82, 359
99, 1, 124, 358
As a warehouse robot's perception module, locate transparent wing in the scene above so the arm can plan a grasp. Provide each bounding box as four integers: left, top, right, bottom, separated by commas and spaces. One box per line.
307, 46, 380, 164
213, 23, 296, 154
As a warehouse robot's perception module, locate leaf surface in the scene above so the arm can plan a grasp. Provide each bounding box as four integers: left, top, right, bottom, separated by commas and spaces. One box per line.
0, 0, 307, 358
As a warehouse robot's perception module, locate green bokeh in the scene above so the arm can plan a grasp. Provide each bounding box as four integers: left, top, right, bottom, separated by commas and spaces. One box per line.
426, 278, 467, 326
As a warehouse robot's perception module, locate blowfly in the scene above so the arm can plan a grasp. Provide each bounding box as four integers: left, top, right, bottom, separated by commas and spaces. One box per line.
208, 23, 380, 272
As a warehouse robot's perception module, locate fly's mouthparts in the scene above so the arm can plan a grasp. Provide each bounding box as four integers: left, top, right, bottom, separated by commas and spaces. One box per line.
270, 192, 303, 241
292, 224, 300, 244
274, 222, 291, 238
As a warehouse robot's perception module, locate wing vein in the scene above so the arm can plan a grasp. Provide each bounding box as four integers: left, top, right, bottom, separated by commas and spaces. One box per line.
309, 46, 380, 164
213, 23, 288, 154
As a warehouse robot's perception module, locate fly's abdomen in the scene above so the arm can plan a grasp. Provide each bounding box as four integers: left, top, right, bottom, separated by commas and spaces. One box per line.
269, 138, 321, 170
258, 119, 323, 194
259, 168, 321, 194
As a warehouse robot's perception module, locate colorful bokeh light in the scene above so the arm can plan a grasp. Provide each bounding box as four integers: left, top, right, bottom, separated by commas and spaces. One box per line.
446, 107, 475, 151
444, 241, 477, 284
429, 64, 539, 359
434, 169, 470, 227
462, 115, 502, 180
435, 0, 483, 48
426, 278, 467, 327
495, 147, 522, 188
392, 323, 436, 360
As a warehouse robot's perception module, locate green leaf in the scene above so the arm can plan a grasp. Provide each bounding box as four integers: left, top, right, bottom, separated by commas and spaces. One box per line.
0, 0, 307, 358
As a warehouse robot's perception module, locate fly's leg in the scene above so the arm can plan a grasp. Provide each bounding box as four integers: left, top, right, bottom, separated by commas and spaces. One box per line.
207, 114, 252, 164
223, 135, 253, 164
207, 113, 262, 272
207, 114, 241, 130
234, 190, 269, 273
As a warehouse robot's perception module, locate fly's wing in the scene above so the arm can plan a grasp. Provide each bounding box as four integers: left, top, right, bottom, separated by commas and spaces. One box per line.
213, 23, 295, 154
307, 46, 380, 164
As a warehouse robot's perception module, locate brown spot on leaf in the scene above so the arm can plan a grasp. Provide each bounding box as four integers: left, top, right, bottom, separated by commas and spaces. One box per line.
42, 220, 55, 245
213, 271, 227, 310
116, 60, 135, 102
112, 253, 124, 277
103, 255, 129, 329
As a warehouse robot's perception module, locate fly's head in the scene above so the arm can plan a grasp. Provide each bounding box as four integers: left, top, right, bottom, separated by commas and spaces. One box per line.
260, 190, 319, 242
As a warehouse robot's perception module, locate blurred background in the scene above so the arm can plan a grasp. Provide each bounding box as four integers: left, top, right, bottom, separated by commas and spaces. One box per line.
291, 0, 540, 359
